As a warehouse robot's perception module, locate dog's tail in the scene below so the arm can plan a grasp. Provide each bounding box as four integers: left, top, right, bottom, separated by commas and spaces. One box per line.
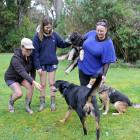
132, 104, 140, 108
87, 75, 102, 102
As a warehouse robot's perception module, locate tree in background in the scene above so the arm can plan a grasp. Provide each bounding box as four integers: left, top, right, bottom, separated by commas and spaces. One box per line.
0, 0, 34, 52
1, 0, 140, 63
56, 0, 140, 63
0, 0, 65, 52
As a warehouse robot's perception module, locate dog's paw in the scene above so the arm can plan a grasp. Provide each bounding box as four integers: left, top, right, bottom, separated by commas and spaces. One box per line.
99, 108, 103, 111
65, 70, 70, 74
112, 113, 122, 115
102, 112, 107, 115
59, 119, 66, 123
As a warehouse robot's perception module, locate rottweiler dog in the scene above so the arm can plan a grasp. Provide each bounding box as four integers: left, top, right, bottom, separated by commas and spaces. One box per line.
55, 75, 102, 140
98, 82, 140, 115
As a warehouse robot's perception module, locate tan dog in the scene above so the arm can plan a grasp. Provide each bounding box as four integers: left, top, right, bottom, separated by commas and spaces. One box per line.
98, 83, 140, 115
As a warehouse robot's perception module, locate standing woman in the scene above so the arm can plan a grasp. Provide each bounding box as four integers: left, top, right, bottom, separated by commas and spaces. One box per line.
32, 16, 71, 111
4, 38, 42, 114
78, 19, 116, 86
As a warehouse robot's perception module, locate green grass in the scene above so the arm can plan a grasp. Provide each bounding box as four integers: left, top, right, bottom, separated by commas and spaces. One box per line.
0, 53, 140, 140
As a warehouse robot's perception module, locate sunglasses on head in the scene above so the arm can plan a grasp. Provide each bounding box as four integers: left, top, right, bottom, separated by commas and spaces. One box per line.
96, 21, 107, 27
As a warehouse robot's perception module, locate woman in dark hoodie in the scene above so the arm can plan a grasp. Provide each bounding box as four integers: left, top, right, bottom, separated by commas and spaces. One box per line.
4, 38, 42, 114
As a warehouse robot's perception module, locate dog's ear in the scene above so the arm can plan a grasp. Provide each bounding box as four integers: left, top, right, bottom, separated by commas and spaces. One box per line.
55, 80, 70, 94
69, 31, 84, 46
99, 83, 110, 93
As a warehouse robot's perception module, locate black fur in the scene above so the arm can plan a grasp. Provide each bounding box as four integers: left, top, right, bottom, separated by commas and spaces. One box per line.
65, 32, 85, 74
55, 75, 102, 140
69, 31, 85, 46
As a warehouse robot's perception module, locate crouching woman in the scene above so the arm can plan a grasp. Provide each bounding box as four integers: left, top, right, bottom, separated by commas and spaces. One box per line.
4, 38, 42, 114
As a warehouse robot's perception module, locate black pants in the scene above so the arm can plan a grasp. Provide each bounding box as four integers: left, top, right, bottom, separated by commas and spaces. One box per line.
78, 69, 92, 86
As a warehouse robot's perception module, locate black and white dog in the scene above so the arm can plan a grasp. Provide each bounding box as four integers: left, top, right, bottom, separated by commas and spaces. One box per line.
64, 32, 85, 74
55, 75, 102, 140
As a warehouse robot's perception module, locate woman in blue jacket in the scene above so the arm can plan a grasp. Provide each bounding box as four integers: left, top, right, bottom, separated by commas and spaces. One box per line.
32, 16, 71, 111
78, 19, 116, 86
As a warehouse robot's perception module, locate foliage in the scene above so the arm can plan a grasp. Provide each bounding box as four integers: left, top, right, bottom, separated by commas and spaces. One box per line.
56, 0, 140, 63
1, 0, 140, 63
5, 16, 36, 52
0, 0, 32, 52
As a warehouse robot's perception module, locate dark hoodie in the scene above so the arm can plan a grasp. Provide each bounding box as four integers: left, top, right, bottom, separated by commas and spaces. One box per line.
4, 48, 35, 84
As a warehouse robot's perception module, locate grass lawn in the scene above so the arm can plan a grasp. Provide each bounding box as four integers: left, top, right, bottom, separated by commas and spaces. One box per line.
0, 53, 140, 140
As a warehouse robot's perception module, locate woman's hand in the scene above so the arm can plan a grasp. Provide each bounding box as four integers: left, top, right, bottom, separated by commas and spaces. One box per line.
37, 69, 42, 76
32, 80, 42, 91
102, 75, 106, 83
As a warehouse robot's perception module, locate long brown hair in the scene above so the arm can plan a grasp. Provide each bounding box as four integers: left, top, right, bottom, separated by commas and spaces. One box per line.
38, 16, 53, 41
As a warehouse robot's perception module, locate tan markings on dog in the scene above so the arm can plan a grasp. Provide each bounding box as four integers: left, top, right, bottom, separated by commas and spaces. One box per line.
67, 48, 76, 61
87, 78, 99, 102
83, 102, 94, 115
95, 122, 100, 129
83, 117, 87, 129
59, 110, 73, 123
112, 101, 128, 115
87, 89, 98, 102
99, 91, 110, 115
89, 78, 96, 85
65, 57, 79, 74
57, 53, 69, 61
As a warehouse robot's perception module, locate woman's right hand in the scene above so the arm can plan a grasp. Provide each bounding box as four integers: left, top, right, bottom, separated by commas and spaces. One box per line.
32, 80, 42, 91
37, 69, 42, 76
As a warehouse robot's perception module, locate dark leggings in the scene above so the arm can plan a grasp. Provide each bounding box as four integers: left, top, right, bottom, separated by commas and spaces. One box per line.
78, 69, 92, 86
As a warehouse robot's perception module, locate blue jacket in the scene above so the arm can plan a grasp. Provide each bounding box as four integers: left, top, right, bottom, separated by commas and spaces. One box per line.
78, 30, 116, 76
32, 32, 70, 70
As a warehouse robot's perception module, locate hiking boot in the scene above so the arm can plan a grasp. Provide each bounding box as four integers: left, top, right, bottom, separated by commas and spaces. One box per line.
50, 96, 56, 111
39, 96, 45, 112
8, 96, 15, 113
25, 97, 33, 114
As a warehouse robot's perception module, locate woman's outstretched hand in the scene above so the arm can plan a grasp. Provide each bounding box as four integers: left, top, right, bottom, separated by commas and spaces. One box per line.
32, 80, 42, 91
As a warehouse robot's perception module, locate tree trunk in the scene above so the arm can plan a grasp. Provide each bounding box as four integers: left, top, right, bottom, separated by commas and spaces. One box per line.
53, 0, 64, 19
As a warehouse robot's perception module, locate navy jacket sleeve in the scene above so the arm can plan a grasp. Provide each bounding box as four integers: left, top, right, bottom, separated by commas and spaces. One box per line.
32, 33, 41, 70
11, 58, 33, 84
54, 32, 71, 48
